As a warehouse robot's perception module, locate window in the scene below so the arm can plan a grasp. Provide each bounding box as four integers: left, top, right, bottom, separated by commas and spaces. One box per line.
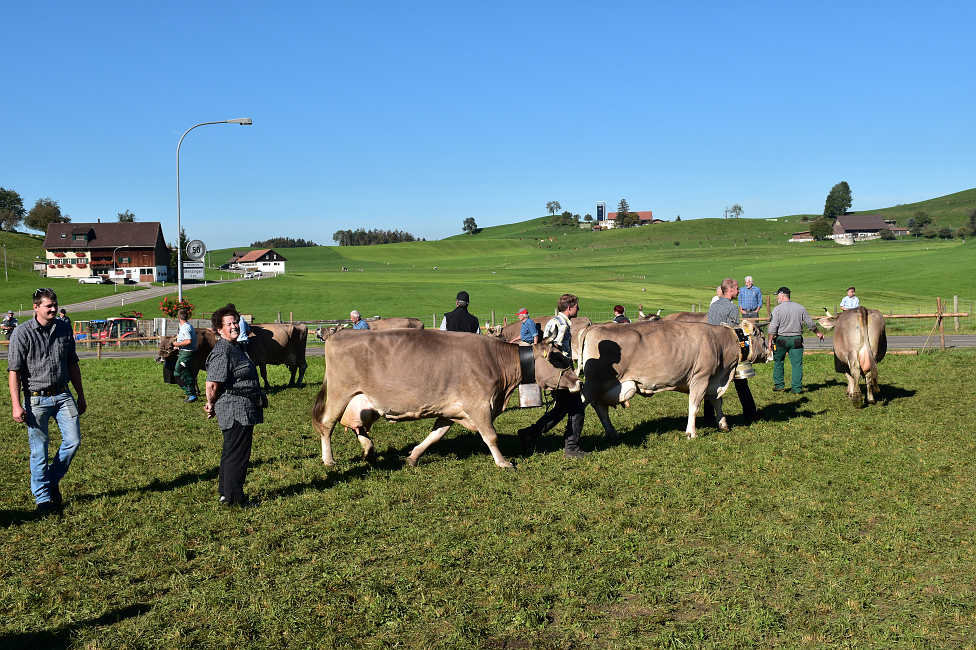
73, 234, 87, 241
120, 257, 132, 264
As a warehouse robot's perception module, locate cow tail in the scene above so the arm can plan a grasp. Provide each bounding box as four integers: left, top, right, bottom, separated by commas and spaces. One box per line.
312, 384, 328, 434
857, 308, 878, 385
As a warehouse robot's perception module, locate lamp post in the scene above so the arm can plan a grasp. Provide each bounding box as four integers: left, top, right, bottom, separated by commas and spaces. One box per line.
176, 118, 252, 301
112, 244, 131, 293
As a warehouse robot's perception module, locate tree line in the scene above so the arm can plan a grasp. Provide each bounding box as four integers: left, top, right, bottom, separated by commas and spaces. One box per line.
250, 236, 319, 248
332, 228, 419, 246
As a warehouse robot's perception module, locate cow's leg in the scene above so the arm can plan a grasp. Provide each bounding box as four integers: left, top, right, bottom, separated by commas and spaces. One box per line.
471, 418, 514, 469
583, 381, 634, 441
405, 418, 455, 468
259, 363, 271, 391
705, 395, 728, 433
296, 360, 307, 388
354, 427, 377, 464
318, 400, 348, 466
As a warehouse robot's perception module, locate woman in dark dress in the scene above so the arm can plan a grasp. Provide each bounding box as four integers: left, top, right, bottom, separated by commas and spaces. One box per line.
203, 306, 264, 508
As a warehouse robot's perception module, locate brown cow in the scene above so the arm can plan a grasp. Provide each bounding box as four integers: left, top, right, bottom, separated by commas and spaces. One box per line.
156, 323, 308, 389
579, 320, 769, 440
315, 317, 424, 342
661, 311, 708, 323
312, 329, 582, 469
637, 305, 662, 321
818, 307, 887, 407
484, 316, 592, 360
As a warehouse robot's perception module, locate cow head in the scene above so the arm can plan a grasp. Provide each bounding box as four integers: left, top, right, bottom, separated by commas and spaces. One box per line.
154, 335, 176, 363
637, 304, 662, 321
316, 324, 347, 342
483, 322, 505, 338
737, 319, 770, 364
818, 308, 836, 330
534, 343, 582, 393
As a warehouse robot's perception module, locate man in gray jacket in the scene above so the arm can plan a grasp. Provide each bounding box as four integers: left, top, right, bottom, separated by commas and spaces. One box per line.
766, 287, 824, 394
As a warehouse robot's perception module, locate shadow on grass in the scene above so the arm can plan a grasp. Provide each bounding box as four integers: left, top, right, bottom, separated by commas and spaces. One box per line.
0, 602, 151, 650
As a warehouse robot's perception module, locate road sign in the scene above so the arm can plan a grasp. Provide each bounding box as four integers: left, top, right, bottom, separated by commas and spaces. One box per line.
182, 268, 205, 280
186, 240, 207, 261
182, 261, 204, 268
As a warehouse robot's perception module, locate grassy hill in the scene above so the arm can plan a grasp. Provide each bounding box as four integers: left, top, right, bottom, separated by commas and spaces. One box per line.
1, 187, 973, 324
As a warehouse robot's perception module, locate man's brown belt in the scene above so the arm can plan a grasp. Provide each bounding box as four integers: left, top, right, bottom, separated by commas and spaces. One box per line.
29, 385, 68, 397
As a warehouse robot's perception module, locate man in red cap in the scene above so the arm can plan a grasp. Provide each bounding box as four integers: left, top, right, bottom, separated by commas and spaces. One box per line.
509, 308, 539, 344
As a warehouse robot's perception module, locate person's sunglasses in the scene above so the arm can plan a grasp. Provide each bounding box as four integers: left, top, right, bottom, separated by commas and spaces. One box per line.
33, 288, 54, 299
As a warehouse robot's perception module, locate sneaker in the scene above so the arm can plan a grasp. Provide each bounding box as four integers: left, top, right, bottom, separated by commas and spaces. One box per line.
564, 448, 588, 459
185, 395, 198, 403
772, 386, 785, 393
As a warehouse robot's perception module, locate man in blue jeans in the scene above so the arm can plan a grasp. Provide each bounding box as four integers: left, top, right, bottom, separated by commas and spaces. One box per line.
7, 288, 87, 514
766, 287, 824, 394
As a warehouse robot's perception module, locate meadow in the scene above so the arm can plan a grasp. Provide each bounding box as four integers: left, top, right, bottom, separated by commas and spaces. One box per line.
2, 191, 975, 647
2, 348, 975, 648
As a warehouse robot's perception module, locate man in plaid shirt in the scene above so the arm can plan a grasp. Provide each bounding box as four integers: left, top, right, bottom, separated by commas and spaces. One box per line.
738, 276, 763, 318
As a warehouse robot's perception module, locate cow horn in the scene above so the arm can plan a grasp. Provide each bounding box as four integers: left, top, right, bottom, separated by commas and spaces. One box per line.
823, 308, 834, 318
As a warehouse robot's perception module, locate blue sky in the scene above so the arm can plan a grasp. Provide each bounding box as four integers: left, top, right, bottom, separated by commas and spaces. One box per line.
4, 1, 974, 249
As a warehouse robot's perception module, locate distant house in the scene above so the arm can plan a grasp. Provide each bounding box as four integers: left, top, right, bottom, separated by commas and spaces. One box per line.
789, 231, 814, 243
832, 214, 888, 241
42, 222, 169, 282
232, 249, 287, 274
601, 211, 662, 228
889, 227, 910, 237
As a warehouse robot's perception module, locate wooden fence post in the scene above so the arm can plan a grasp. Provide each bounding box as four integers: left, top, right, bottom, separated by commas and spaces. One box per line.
954, 295, 959, 331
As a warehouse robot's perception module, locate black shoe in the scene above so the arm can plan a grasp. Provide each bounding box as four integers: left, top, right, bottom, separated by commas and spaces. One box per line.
49, 483, 63, 506
517, 428, 536, 456
792, 390, 803, 395
36, 501, 58, 515
564, 448, 588, 459
744, 411, 765, 424
219, 495, 228, 506
772, 386, 785, 392
233, 499, 260, 509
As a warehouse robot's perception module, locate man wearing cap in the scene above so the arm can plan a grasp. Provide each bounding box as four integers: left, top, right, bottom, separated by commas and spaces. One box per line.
767, 286, 824, 395
738, 276, 763, 319
2, 310, 17, 340
440, 291, 480, 333
8, 288, 86, 514
509, 308, 539, 344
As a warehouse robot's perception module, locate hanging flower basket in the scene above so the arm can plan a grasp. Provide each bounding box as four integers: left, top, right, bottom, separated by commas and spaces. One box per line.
65, 264, 73, 268
76, 263, 87, 268
75, 252, 86, 257
54, 252, 65, 257
48, 264, 56, 268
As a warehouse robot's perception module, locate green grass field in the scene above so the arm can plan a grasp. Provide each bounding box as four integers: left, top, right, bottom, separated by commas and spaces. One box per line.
2, 349, 975, 648
1, 187, 973, 331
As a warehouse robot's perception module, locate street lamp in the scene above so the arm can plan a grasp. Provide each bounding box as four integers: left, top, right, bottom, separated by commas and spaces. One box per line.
112, 244, 131, 293
176, 118, 252, 301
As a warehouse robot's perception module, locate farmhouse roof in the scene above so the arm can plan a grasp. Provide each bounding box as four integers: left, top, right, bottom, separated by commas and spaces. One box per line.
235, 248, 288, 263
833, 214, 888, 234
43, 222, 165, 249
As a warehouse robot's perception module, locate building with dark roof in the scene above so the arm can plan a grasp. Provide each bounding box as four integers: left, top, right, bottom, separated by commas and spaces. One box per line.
42, 222, 169, 282
832, 214, 888, 240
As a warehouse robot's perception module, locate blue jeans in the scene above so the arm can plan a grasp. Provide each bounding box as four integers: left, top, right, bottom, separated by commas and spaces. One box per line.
25, 391, 81, 505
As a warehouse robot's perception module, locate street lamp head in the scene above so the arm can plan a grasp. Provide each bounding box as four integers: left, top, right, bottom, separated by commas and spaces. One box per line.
227, 118, 253, 125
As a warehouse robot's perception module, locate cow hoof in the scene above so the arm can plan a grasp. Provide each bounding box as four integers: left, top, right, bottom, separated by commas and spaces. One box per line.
323, 460, 337, 467
363, 449, 377, 464
406, 457, 419, 468
605, 432, 621, 443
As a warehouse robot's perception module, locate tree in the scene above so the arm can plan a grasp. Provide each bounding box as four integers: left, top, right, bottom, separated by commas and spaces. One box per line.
912, 210, 932, 228
939, 227, 953, 240
675, 215, 681, 222
616, 198, 632, 227
0, 187, 26, 231
118, 210, 136, 223
546, 201, 561, 216
879, 228, 895, 240
922, 226, 938, 239
729, 204, 744, 219
810, 219, 833, 240
25, 197, 69, 232
462, 217, 478, 235
583, 214, 593, 222
617, 212, 639, 228
957, 225, 973, 240
823, 181, 853, 219
967, 207, 976, 230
